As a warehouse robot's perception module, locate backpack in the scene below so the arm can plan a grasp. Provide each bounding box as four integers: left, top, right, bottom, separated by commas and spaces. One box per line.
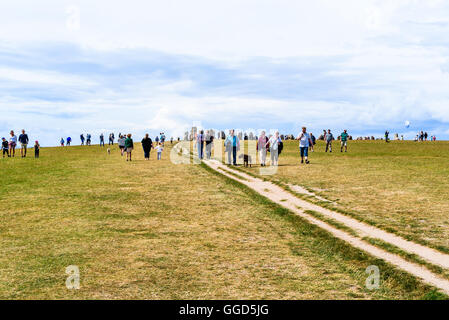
278, 141, 284, 155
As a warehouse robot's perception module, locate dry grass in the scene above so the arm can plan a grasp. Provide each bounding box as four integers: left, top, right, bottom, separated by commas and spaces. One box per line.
0, 142, 441, 299
235, 140, 449, 253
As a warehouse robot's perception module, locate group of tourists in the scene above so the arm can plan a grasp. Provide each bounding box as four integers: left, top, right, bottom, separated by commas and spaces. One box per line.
415, 131, 436, 142
2, 129, 40, 158
191, 128, 351, 166
114, 133, 164, 161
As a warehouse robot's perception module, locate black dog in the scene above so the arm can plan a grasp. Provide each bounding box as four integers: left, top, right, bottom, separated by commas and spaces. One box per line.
239, 154, 252, 167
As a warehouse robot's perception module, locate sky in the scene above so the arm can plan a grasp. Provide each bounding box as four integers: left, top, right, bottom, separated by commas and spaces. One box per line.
1, 0, 449, 146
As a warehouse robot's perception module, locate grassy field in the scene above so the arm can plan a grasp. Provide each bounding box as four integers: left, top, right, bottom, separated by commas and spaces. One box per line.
236, 140, 449, 254
0, 142, 444, 299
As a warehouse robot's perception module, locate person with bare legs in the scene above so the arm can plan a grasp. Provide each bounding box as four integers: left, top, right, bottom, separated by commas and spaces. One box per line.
125, 134, 134, 161
18, 129, 29, 158
9, 130, 17, 157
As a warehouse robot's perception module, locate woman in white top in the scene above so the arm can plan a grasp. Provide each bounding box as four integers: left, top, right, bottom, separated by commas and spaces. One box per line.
266, 131, 281, 166
9, 130, 17, 157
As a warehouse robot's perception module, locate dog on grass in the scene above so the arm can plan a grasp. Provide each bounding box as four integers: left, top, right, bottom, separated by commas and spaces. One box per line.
238, 154, 252, 167
107, 148, 111, 155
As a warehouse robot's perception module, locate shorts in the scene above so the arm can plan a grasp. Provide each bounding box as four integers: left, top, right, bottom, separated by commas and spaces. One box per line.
300, 147, 308, 158
119, 146, 125, 149
341, 141, 347, 146
126, 147, 133, 152
9, 142, 16, 148
21, 143, 27, 148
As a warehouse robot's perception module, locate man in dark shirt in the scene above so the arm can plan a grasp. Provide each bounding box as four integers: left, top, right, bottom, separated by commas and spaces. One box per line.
2, 138, 9, 158
18, 129, 29, 158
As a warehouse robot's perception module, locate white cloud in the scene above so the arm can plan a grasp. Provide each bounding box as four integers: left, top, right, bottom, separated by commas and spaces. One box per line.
1, 0, 449, 144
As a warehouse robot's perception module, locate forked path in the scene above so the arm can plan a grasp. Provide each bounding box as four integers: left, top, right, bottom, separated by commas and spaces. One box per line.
203, 159, 449, 295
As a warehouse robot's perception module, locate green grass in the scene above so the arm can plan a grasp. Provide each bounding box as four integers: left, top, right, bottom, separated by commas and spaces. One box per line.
0, 143, 444, 299
236, 140, 449, 254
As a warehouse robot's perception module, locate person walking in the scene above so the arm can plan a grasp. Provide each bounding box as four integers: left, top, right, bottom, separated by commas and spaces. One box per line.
309, 133, 316, 152
9, 130, 17, 157
225, 129, 239, 165
125, 134, 134, 161
118, 134, 126, 156
257, 131, 269, 166
340, 129, 349, 152
385, 131, 390, 143
18, 129, 29, 158
60, 137, 65, 146
100, 134, 105, 147
155, 143, 164, 160
80, 134, 85, 145
205, 130, 214, 160
2, 137, 9, 158
197, 130, 205, 160
141, 134, 153, 160
86, 134, 91, 146
66, 136, 72, 146
34, 141, 40, 158
109, 133, 115, 145
325, 129, 334, 152
297, 127, 313, 164
266, 131, 281, 166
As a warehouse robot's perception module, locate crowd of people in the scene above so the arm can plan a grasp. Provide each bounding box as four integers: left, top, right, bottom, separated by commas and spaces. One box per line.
1, 127, 440, 164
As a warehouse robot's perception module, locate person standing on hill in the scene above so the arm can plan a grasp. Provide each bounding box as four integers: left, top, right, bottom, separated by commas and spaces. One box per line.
60, 137, 65, 146
125, 134, 134, 161
141, 134, 153, 160
9, 131, 17, 157
155, 143, 164, 160
2, 137, 9, 158
80, 134, 85, 145
325, 129, 334, 153
66, 136, 72, 146
118, 134, 126, 156
34, 141, 40, 158
205, 130, 214, 160
86, 134, 91, 146
340, 129, 349, 152
225, 129, 239, 165
297, 127, 313, 164
18, 129, 29, 158
109, 133, 115, 145
385, 131, 390, 143
196, 130, 205, 160
257, 131, 268, 166
266, 131, 282, 166
100, 133, 105, 147
309, 133, 316, 152
155, 135, 159, 145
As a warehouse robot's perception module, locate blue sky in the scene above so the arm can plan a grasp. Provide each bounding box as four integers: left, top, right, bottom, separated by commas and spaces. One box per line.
1, 0, 449, 146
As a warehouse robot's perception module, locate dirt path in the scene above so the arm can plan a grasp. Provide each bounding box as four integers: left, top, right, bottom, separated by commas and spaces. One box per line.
203, 159, 449, 295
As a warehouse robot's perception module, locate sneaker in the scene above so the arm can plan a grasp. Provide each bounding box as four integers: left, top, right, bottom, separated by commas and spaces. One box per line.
305, 160, 310, 164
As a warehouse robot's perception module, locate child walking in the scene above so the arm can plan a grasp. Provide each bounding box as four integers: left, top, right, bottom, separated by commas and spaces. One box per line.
34, 141, 40, 158
155, 143, 164, 160
2, 137, 9, 158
